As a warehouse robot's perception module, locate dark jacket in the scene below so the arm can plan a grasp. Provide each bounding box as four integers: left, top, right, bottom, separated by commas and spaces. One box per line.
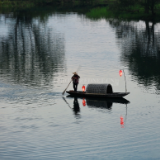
72, 75, 80, 84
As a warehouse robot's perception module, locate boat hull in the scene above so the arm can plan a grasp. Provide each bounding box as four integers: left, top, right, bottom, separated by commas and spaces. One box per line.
66, 90, 130, 98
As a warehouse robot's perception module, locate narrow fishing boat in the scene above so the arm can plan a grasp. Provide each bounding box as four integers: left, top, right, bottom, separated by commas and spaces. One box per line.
66, 84, 130, 98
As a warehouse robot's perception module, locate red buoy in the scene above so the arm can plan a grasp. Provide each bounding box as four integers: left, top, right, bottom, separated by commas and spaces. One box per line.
82, 99, 86, 106
120, 116, 124, 128
119, 70, 123, 77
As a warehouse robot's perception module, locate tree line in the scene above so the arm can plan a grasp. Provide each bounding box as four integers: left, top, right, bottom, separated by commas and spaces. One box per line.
108, 0, 160, 16
1, 0, 160, 17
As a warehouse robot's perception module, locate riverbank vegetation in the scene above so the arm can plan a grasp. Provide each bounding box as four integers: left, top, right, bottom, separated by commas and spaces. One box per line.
0, 0, 100, 9
0, 0, 160, 20
86, 0, 160, 21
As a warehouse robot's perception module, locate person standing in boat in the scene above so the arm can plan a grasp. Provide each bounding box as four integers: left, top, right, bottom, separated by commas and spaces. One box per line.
72, 72, 80, 92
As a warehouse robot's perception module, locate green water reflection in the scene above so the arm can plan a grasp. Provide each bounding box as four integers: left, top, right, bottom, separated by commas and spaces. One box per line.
1, 8, 160, 91
108, 19, 160, 92
0, 10, 65, 87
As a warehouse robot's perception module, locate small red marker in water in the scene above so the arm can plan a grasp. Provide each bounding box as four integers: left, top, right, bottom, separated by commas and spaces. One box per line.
82, 98, 86, 106
120, 116, 124, 128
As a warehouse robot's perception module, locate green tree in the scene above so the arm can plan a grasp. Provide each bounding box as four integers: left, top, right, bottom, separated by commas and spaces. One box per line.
141, 0, 160, 15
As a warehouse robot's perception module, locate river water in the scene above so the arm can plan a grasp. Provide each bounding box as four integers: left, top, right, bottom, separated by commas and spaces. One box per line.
0, 9, 160, 160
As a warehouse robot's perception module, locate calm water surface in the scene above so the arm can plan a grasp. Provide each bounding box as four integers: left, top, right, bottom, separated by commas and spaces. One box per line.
0, 9, 160, 160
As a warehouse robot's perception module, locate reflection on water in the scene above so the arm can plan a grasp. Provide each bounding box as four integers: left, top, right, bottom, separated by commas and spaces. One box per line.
62, 96, 81, 118
66, 96, 129, 127
109, 19, 160, 92
0, 11, 65, 87
73, 97, 80, 115
67, 95, 129, 110
87, 98, 113, 110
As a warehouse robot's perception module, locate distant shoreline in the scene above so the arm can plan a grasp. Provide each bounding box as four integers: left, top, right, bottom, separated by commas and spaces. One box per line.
0, 0, 160, 22
86, 7, 160, 22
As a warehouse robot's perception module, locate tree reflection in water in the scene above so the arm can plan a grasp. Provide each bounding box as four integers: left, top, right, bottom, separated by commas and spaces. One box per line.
0, 11, 65, 87
109, 19, 160, 92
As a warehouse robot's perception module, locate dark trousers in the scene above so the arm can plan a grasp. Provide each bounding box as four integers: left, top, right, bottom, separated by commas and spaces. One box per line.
73, 83, 78, 91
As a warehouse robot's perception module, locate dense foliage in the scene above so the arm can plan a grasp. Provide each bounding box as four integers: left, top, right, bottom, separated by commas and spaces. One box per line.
0, 0, 160, 18
108, 0, 160, 16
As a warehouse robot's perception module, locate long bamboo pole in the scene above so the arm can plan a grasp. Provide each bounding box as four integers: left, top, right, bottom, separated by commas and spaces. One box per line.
62, 97, 72, 109
62, 80, 72, 95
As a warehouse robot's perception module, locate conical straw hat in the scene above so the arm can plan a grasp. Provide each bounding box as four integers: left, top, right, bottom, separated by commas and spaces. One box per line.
73, 72, 78, 75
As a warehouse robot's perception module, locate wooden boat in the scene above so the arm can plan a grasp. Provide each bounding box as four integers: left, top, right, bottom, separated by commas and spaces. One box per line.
66, 90, 130, 98
66, 84, 130, 98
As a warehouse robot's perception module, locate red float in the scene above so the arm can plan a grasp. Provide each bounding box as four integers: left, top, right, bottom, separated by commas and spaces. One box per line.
120, 116, 124, 128
82, 99, 86, 106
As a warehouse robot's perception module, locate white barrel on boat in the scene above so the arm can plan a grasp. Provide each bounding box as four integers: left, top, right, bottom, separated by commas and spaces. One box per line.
86, 84, 113, 94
